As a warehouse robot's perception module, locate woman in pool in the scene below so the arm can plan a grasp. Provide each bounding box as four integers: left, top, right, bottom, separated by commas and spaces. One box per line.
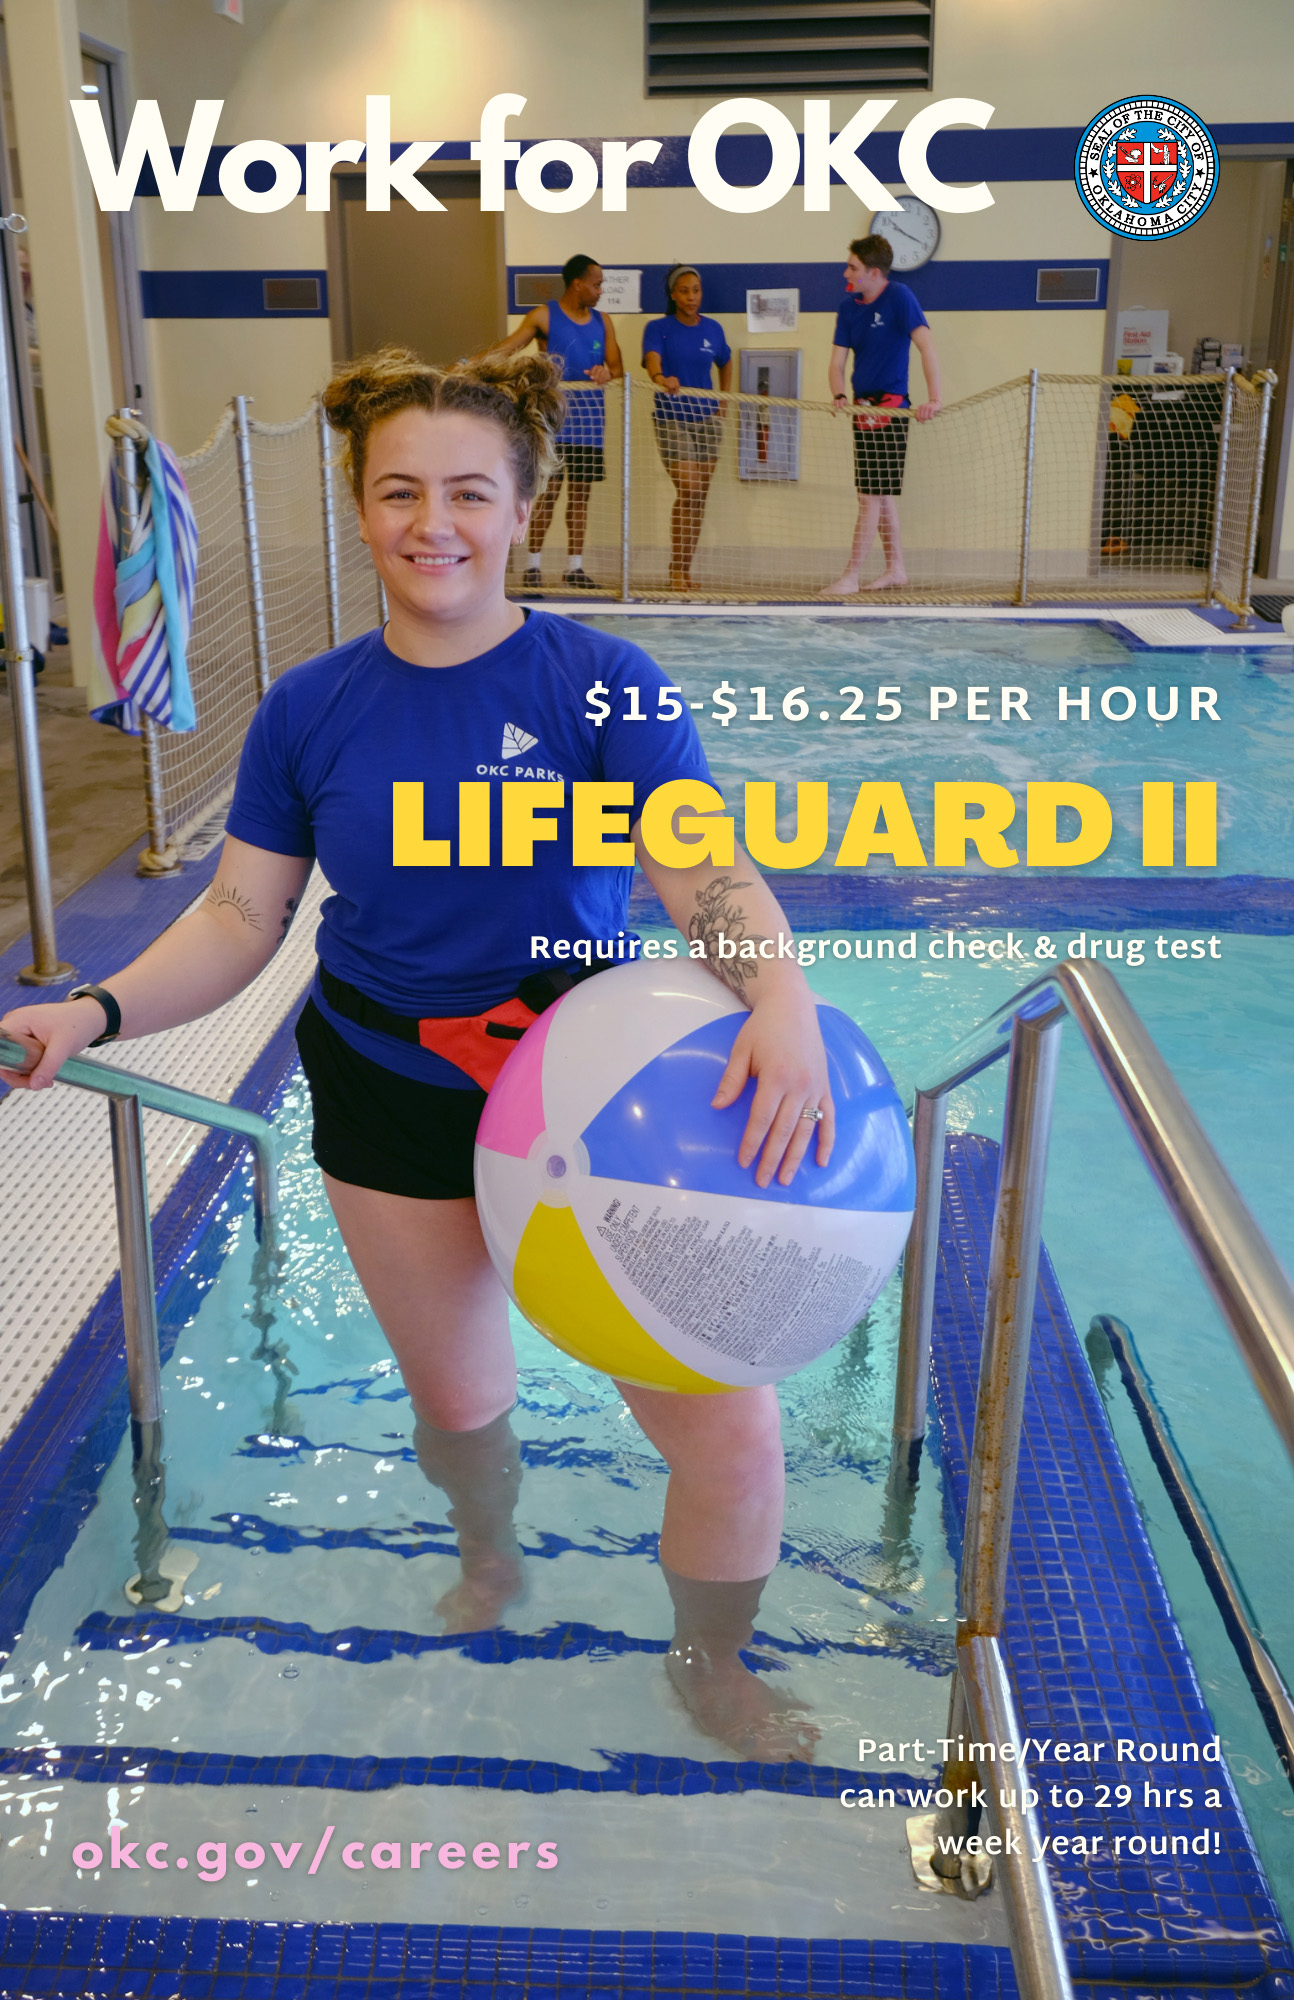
642, 266, 732, 592
0, 348, 830, 1760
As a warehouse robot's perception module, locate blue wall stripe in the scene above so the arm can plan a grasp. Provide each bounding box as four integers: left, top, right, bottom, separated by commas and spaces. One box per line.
140, 268, 328, 319
139, 258, 1105, 320
135, 122, 1294, 198
510, 259, 1107, 316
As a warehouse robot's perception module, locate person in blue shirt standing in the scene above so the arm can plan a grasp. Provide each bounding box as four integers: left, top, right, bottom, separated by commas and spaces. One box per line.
642, 265, 732, 592
2, 345, 832, 1761
822, 235, 942, 595
483, 254, 622, 592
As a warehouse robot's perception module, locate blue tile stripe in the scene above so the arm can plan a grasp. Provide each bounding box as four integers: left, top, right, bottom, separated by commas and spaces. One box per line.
70, 1607, 951, 1677
929, 1133, 1294, 1984
0, 1915, 1024, 1999
0, 1740, 880, 1799
629, 873, 1294, 934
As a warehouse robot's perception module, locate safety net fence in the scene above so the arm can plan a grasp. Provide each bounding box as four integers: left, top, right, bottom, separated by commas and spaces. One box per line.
129, 370, 1272, 869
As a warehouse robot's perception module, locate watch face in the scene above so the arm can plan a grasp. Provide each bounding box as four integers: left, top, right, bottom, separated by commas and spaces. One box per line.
867, 195, 941, 272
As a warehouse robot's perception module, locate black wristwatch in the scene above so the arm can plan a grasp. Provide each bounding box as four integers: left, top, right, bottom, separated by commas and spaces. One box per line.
68, 983, 122, 1046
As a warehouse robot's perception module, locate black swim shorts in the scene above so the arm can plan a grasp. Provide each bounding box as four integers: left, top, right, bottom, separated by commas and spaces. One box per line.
851, 396, 910, 496
295, 998, 486, 1201
556, 443, 606, 483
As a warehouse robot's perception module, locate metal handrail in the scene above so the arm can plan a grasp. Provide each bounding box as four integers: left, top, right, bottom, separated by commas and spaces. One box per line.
893, 960, 1294, 1472
890, 958, 1294, 2000
0, 1030, 278, 1428
1087, 1314, 1294, 1786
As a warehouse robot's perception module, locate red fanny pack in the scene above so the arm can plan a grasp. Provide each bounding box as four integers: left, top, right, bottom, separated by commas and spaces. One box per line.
854, 392, 906, 431
416, 998, 539, 1092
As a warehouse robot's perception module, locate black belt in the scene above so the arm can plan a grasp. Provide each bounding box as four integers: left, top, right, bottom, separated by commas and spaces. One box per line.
318, 961, 605, 1047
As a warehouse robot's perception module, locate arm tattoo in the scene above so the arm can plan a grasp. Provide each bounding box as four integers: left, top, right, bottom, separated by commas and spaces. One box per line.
688, 874, 768, 997
208, 884, 264, 931
274, 896, 300, 952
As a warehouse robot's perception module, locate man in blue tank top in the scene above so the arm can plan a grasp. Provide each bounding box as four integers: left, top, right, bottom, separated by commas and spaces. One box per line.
484, 254, 623, 593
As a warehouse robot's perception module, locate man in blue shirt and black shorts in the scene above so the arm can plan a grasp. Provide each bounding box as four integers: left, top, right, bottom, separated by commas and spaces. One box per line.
822, 234, 942, 595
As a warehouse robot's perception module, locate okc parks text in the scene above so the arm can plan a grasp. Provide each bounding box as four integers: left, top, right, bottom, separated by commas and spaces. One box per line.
584, 682, 1221, 728
393, 778, 1219, 870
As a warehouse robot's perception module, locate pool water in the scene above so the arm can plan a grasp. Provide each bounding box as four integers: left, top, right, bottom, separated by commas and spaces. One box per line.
585, 616, 1294, 877
0, 1080, 1006, 1940
2, 617, 1291, 1935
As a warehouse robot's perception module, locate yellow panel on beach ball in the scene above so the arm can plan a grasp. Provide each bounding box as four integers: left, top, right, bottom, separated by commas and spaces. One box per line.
513, 1202, 731, 1395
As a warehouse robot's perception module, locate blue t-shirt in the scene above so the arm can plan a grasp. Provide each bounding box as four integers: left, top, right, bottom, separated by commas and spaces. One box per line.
642, 315, 731, 422
226, 612, 712, 1086
832, 281, 928, 403
545, 299, 606, 449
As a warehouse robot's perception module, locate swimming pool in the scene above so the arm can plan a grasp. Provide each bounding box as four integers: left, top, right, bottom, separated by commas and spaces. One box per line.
583, 615, 1294, 878
0, 614, 1290, 1972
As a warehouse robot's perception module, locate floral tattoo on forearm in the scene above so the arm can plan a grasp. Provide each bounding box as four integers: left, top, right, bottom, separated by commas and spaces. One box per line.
688, 874, 768, 997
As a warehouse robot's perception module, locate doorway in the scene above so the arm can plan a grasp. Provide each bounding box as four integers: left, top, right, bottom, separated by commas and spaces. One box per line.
1105, 154, 1293, 577
327, 171, 506, 368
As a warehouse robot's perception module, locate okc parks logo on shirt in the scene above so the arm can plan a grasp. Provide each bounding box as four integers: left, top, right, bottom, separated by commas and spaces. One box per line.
1074, 96, 1218, 240
474, 723, 563, 780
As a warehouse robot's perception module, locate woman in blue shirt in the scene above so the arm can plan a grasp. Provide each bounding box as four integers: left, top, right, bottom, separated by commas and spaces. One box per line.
642, 266, 732, 592
1, 346, 829, 1760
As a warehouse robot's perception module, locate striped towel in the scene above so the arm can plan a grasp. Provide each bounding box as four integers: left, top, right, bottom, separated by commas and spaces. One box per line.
92, 429, 198, 733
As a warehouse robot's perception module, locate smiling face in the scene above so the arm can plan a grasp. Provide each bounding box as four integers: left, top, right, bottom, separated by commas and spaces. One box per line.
357, 407, 529, 626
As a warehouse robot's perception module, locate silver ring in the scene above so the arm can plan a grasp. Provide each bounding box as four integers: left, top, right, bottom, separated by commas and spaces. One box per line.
800, 1106, 825, 1122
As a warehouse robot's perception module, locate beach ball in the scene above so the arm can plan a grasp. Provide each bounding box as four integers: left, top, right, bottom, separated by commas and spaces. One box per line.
473, 959, 915, 1393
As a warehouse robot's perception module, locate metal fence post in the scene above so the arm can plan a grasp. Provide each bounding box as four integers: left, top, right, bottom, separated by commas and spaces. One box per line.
0, 213, 71, 983
1230, 371, 1276, 631
233, 395, 272, 698
1015, 368, 1039, 607
317, 395, 341, 650
1206, 368, 1235, 605
620, 372, 633, 602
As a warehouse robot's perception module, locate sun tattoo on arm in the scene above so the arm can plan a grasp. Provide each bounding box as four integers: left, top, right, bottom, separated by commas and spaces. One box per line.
208, 884, 265, 931
688, 874, 768, 997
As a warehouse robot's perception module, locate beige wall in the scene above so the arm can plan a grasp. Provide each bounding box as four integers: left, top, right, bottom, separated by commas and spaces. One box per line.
46, 0, 1294, 587
9, 0, 116, 701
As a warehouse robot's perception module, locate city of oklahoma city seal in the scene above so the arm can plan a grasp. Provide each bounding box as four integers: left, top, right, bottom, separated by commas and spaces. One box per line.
1074, 97, 1218, 240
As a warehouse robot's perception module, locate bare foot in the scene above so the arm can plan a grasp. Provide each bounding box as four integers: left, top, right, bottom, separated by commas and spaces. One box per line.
864, 569, 908, 591
818, 573, 861, 597
435, 1555, 525, 1634
665, 1647, 821, 1763
668, 571, 693, 592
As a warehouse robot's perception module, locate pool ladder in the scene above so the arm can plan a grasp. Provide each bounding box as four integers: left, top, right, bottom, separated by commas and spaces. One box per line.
889, 960, 1294, 2000
7, 963, 1294, 2000
0, 1031, 278, 1602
